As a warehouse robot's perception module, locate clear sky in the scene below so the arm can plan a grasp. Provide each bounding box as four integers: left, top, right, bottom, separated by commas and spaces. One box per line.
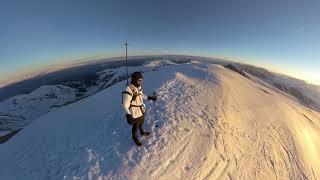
1, 0, 319, 85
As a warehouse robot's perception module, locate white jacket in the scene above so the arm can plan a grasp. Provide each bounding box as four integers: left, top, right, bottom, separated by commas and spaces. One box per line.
123, 84, 148, 119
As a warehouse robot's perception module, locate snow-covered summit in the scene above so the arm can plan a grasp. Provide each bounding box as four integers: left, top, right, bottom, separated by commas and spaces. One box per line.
0, 61, 319, 179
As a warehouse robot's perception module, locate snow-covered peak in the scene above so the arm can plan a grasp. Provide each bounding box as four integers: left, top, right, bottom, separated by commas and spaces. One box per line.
0, 85, 77, 130
17, 85, 74, 100
0, 62, 319, 179
143, 59, 176, 68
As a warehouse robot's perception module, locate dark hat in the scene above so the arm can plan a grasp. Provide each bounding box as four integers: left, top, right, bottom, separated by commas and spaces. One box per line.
131, 71, 143, 80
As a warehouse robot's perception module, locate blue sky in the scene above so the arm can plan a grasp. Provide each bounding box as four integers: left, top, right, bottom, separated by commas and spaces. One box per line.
1, 0, 319, 84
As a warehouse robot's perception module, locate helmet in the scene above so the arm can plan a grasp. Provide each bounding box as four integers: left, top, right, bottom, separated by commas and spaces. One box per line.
131, 71, 143, 82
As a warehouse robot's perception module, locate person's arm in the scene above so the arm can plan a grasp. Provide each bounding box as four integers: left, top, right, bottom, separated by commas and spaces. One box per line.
147, 91, 157, 101
141, 89, 157, 101
123, 86, 133, 115
141, 89, 148, 101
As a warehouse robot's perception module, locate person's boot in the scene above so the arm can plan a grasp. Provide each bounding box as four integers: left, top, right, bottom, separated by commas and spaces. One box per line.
141, 131, 150, 136
132, 137, 142, 146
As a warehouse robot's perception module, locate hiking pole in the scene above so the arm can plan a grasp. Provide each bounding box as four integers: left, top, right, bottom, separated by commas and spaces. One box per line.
153, 92, 158, 127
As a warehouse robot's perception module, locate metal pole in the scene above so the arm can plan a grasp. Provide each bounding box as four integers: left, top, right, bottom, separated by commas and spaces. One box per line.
153, 92, 158, 127
125, 42, 128, 85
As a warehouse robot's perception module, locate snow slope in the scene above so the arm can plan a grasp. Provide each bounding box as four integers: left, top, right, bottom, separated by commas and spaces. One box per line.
0, 62, 319, 179
0, 85, 77, 131
225, 63, 320, 111
0, 59, 176, 134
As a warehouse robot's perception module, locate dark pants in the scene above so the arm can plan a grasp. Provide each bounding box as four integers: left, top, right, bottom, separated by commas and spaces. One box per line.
132, 115, 145, 139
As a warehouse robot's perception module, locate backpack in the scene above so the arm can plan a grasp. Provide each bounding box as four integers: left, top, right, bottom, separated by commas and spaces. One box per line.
122, 84, 140, 104
122, 84, 146, 115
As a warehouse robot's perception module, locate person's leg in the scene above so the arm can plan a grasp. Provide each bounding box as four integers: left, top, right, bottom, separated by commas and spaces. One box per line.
138, 115, 144, 134
131, 118, 142, 146
132, 122, 138, 139
139, 115, 150, 136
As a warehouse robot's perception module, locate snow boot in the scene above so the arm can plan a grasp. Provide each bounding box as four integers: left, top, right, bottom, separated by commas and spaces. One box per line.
133, 137, 142, 146
141, 131, 150, 136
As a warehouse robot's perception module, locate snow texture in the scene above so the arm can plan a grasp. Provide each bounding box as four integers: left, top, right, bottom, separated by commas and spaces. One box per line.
0, 85, 77, 131
0, 61, 319, 180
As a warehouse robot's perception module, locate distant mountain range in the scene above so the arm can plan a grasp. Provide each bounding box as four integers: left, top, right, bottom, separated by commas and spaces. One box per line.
0, 55, 319, 138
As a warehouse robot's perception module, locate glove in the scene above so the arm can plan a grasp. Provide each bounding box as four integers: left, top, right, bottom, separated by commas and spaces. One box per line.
148, 95, 157, 101
126, 114, 134, 125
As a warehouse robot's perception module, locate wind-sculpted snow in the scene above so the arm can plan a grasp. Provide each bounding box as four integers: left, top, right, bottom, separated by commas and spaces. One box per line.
0, 62, 319, 179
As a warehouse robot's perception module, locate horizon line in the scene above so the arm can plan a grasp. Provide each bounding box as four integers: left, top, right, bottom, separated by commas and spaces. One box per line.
0, 54, 319, 88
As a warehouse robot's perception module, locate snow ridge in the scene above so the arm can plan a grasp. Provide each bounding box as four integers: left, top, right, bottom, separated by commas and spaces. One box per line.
0, 62, 319, 179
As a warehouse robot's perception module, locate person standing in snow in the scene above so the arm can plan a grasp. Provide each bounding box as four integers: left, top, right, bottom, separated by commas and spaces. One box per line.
122, 71, 157, 146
